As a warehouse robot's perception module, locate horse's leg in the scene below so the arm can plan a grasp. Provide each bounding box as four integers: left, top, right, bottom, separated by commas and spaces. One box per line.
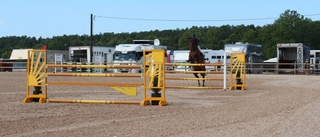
201, 73, 205, 87
194, 73, 200, 86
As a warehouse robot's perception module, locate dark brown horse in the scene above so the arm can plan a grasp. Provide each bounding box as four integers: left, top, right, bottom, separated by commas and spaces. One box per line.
188, 35, 206, 87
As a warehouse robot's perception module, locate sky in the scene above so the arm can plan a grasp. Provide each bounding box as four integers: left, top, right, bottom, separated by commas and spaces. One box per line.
1, 0, 320, 38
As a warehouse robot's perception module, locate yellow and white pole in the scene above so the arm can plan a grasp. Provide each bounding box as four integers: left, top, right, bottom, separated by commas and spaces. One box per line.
223, 50, 227, 91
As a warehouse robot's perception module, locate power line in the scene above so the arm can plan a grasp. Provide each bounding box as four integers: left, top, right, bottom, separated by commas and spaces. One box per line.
304, 13, 320, 16
95, 13, 320, 22
95, 15, 276, 22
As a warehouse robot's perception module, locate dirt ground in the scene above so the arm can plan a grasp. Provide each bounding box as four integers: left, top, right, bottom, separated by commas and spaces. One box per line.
1, 72, 320, 137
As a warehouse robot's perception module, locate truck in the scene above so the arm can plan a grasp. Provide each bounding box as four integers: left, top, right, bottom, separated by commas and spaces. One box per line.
112, 39, 167, 73
277, 43, 310, 74
224, 42, 263, 74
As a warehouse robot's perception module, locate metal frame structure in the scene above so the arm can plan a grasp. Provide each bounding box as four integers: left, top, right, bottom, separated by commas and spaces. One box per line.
141, 50, 167, 106
23, 50, 47, 103
229, 53, 246, 90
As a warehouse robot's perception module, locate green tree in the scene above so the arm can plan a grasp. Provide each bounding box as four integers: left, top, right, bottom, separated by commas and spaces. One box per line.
273, 10, 312, 43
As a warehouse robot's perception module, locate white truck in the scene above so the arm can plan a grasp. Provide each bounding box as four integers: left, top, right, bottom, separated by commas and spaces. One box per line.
113, 39, 167, 73
277, 43, 310, 74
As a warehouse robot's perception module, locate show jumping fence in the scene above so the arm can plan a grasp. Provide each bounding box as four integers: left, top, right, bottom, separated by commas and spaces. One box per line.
23, 49, 167, 106
164, 52, 246, 90
23, 49, 245, 106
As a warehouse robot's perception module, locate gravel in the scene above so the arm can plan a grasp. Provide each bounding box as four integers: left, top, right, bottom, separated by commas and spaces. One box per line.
1, 72, 320, 137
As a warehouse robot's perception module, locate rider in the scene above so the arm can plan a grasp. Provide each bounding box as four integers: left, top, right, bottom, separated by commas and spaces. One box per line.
190, 33, 200, 50
190, 33, 204, 59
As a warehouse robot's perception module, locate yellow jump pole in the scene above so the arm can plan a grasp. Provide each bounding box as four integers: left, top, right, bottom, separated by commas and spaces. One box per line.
47, 81, 142, 87
47, 99, 141, 104
47, 73, 141, 77
47, 64, 141, 69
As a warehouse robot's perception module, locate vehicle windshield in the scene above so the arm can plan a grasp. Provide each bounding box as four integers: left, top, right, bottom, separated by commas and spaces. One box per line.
113, 53, 135, 61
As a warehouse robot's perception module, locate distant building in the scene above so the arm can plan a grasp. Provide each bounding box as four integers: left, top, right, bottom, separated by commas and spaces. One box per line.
69, 46, 115, 73
9, 49, 69, 72
47, 50, 69, 63
9, 49, 33, 72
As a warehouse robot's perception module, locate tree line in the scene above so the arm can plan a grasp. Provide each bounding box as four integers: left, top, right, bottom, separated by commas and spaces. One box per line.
1, 10, 319, 59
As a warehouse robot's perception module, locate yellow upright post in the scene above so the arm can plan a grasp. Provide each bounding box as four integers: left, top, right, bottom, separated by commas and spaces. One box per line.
229, 53, 246, 90
141, 50, 167, 106
23, 50, 47, 103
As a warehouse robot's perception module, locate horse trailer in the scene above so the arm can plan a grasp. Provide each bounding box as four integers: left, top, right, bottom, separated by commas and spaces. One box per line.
277, 43, 310, 74
224, 42, 263, 74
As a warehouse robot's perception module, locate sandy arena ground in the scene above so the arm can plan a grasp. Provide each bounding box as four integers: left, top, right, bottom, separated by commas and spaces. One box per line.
0, 72, 320, 137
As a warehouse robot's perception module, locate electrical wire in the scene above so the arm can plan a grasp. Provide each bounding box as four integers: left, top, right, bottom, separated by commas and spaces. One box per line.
95, 13, 320, 22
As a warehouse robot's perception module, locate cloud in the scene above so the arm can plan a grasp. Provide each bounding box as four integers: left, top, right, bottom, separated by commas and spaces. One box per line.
0, 20, 4, 24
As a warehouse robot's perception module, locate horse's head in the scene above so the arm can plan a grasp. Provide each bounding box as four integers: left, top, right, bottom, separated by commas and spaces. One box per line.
189, 35, 198, 51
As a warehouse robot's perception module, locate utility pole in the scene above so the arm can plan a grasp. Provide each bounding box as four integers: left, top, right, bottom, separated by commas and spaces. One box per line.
90, 14, 93, 64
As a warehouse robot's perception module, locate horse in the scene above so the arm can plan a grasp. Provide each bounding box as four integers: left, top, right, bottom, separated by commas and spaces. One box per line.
188, 36, 206, 87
